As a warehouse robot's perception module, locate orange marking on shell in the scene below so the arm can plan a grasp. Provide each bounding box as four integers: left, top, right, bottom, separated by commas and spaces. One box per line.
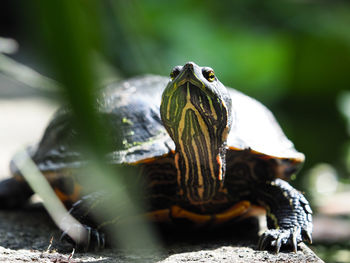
227, 146, 304, 163
132, 151, 175, 165
164, 201, 251, 226
214, 200, 251, 224
145, 209, 171, 222
171, 205, 212, 225
54, 184, 82, 203
240, 205, 266, 219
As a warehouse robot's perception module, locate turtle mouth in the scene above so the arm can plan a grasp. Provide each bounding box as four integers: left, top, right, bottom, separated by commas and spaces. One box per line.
175, 66, 203, 90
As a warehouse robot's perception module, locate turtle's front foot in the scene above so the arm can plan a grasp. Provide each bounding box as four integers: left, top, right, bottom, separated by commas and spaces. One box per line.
59, 192, 109, 251
258, 227, 312, 253
256, 178, 313, 252
60, 224, 106, 251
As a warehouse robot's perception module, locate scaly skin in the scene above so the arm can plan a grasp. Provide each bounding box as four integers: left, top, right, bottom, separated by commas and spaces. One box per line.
257, 179, 313, 253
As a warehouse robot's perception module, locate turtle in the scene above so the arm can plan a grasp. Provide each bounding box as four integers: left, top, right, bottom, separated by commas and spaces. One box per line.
0, 62, 312, 253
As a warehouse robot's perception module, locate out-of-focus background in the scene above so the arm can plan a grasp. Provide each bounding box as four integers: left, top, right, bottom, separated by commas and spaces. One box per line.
1, 1, 349, 262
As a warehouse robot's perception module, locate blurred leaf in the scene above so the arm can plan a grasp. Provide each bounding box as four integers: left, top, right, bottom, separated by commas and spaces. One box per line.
337, 90, 350, 135
0, 37, 18, 54
12, 150, 87, 243
0, 53, 60, 95
27, 0, 161, 251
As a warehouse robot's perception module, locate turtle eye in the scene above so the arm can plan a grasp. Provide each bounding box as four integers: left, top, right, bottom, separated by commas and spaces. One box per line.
202, 68, 215, 82
170, 66, 182, 80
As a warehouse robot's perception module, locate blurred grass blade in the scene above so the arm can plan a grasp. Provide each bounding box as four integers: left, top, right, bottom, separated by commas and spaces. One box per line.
0, 53, 60, 93
337, 90, 350, 135
12, 149, 87, 243
31, 0, 161, 253
81, 162, 161, 252
0, 37, 18, 54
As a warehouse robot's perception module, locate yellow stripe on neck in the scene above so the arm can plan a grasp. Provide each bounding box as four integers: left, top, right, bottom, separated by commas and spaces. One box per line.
177, 83, 216, 201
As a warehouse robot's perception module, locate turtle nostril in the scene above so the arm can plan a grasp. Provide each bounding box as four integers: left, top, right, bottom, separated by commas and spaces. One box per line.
184, 62, 194, 70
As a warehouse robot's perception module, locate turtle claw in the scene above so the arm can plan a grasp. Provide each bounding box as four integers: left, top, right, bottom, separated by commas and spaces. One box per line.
60, 224, 86, 248
275, 235, 283, 253
291, 229, 298, 253
258, 232, 271, 250
60, 224, 105, 251
257, 233, 268, 250
302, 229, 313, 244
258, 227, 311, 253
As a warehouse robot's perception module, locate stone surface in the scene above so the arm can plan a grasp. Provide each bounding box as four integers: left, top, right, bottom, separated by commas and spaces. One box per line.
0, 208, 324, 263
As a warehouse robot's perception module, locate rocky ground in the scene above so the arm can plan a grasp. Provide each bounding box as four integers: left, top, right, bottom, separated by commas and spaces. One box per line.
0, 207, 323, 263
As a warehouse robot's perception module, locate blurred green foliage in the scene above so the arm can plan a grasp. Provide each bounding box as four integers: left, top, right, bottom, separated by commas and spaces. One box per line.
29, 0, 161, 252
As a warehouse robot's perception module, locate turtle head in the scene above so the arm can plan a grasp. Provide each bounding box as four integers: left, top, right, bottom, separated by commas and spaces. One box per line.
160, 62, 232, 202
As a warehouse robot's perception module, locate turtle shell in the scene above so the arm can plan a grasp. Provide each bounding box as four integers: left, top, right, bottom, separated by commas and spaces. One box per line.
102, 76, 304, 165
23, 75, 303, 173
227, 88, 305, 162
26, 76, 173, 173
7, 74, 305, 214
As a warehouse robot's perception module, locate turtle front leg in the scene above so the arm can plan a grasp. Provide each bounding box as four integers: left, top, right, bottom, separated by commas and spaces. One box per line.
256, 178, 313, 253
60, 191, 108, 251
